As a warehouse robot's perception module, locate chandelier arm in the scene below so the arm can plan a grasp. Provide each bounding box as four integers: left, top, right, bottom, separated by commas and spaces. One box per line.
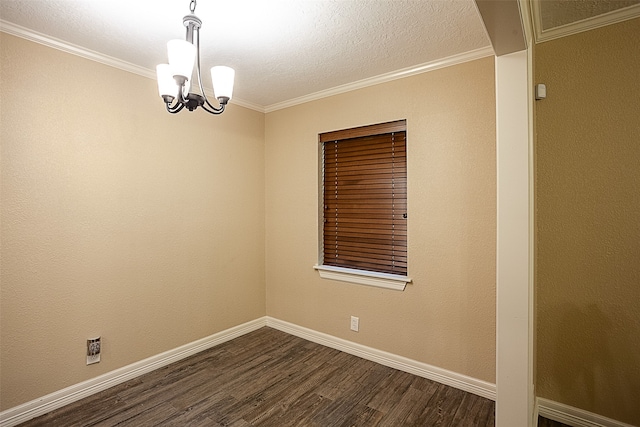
166, 102, 185, 114
201, 102, 225, 115
164, 96, 185, 114
193, 26, 225, 113
172, 81, 192, 110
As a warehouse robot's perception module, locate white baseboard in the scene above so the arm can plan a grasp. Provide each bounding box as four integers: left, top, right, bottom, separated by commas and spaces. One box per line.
2, 316, 498, 427
0, 317, 267, 427
537, 397, 637, 427
266, 316, 497, 401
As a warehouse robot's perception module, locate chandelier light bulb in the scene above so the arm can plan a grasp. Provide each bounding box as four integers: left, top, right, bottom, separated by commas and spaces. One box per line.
167, 39, 196, 84
156, 64, 178, 99
211, 66, 235, 102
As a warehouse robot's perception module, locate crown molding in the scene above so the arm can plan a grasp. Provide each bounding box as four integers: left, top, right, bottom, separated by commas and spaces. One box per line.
0, 20, 155, 79
532, 2, 640, 44
0, 20, 263, 113
2, 20, 494, 114
264, 46, 495, 113
518, 0, 534, 48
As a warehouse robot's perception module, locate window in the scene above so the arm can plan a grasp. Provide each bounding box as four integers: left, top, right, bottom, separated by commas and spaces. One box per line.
315, 120, 410, 290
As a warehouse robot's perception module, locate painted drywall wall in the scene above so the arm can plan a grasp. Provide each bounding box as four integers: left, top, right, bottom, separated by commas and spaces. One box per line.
0, 33, 266, 410
265, 57, 497, 383
535, 18, 640, 425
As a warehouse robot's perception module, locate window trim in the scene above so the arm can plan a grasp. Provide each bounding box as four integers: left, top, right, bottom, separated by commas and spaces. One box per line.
313, 264, 411, 291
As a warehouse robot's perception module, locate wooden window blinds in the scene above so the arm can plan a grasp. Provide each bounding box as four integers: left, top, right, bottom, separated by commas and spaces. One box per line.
320, 120, 407, 276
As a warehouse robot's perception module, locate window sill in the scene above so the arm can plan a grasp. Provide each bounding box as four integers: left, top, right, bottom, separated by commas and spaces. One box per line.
313, 265, 411, 291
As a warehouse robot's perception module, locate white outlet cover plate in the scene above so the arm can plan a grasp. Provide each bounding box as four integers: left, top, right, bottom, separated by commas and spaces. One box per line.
87, 353, 100, 365
350, 316, 359, 332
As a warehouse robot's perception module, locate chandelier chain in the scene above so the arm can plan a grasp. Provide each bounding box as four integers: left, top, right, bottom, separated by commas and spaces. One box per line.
190, 0, 196, 13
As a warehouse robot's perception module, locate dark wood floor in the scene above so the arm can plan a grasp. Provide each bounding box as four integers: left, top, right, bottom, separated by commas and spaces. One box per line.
20, 327, 498, 426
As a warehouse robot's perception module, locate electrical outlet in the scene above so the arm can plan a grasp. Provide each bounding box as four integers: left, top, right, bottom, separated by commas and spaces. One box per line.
350, 316, 359, 332
87, 337, 101, 365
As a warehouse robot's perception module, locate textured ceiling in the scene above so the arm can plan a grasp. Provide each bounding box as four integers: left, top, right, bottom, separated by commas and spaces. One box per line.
0, 0, 491, 109
2, 1, 637, 109
539, 0, 640, 30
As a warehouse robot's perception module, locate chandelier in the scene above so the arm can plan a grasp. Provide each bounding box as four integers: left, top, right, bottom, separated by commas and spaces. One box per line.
156, 0, 235, 115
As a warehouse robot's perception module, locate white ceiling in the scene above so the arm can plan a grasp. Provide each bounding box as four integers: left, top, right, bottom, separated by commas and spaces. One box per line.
2, 0, 639, 111
0, 0, 492, 110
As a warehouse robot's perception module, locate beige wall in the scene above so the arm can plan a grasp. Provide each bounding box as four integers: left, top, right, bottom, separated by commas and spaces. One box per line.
0, 34, 266, 410
2, 31, 497, 412
265, 57, 497, 383
535, 18, 640, 425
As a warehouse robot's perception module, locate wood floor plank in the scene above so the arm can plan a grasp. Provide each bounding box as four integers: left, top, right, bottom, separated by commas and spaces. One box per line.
18, 327, 496, 427
376, 382, 441, 427
242, 362, 341, 425
414, 383, 468, 426
310, 374, 381, 424
163, 398, 225, 427
313, 367, 360, 401
251, 391, 331, 427
451, 392, 496, 427
365, 369, 414, 413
